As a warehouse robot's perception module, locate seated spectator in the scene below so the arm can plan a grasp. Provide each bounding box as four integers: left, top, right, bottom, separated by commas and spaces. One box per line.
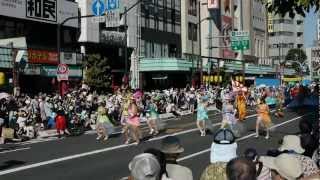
226, 157, 257, 180
200, 129, 237, 180
267, 135, 320, 178
122, 153, 161, 180
300, 134, 318, 158
160, 136, 193, 180
259, 154, 303, 180
144, 148, 169, 180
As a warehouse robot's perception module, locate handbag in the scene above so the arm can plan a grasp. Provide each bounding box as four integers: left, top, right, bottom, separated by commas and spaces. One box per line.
2, 127, 14, 139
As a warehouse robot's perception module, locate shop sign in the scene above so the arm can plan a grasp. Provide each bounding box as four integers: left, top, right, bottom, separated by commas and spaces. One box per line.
100, 30, 126, 46
28, 49, 58, 64
24, 64, 41, 75
0, 0, 78, 27
60, 52, 76, 65
41, 66, 82, 77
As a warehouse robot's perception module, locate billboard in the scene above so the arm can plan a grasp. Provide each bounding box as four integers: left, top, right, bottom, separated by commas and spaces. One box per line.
28, 49, 58, 65
0, 0, 78, 27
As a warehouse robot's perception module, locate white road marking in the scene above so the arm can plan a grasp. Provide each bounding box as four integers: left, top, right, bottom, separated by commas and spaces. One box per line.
0, 109, 280, 175
177, 114, 306, 162
0, 147, 31, 154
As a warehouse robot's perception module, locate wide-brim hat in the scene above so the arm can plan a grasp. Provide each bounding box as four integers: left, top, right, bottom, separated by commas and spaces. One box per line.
260, 154, 302, 180
129, 153, 160, 180
161, 136, 184, 154
278, 135, 305, 154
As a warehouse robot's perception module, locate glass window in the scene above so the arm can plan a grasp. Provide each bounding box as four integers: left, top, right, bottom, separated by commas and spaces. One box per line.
188, 23, 197, 41
188, 0, 197, 16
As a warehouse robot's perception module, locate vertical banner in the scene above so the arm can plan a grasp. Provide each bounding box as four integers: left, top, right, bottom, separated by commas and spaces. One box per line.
221, 16, 235, 58
220, 0, 235, 58
208, 0, 219, 9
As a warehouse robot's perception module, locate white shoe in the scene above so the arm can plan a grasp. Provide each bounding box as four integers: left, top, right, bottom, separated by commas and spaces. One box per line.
254, 134, 259, 138
96, 136, 102, 140
265, 135, 269, 139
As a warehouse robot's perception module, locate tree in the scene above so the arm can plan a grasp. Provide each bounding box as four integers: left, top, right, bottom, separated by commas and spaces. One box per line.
285, 48, 308, 75
266, 0, 319, 18
83, 54, 112, 93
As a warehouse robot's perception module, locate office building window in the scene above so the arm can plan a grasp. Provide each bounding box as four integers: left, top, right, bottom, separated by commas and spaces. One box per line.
188, 0, 197, 16
188, 23, 197, 41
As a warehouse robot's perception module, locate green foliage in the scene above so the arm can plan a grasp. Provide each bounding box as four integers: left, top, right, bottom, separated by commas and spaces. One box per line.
285, 48, 308, 74
83, 54, 112, 93
266, 0, 319, 18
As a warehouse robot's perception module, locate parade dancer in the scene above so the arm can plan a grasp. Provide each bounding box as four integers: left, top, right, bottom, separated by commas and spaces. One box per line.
221, 95, 237, 130
127, 100, 142, 144
235, 88, 247, 122
146, 98, 159, 135
255, 98, 272, 139
197, 96, 209, 136
96, 102, 114, 141
55, 110, 70, 138
121, 94, 131, 144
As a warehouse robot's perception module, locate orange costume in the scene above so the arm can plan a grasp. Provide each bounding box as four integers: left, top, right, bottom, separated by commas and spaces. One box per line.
236, 93, 247, 121
257, 104, 271, 127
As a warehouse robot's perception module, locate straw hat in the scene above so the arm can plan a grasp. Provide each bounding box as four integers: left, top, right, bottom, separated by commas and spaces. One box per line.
279, 135, 305, 154
260, 154, 303, 180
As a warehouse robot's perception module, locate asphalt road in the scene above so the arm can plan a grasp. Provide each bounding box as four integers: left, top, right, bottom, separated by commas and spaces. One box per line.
0, 107, 317, 180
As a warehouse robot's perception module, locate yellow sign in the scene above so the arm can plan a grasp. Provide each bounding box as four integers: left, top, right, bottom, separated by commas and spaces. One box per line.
283, 77, 302, 82
0, 72, 5, 85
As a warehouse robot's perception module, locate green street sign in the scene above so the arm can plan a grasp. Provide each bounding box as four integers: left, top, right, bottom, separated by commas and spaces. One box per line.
231, 31, 250, 51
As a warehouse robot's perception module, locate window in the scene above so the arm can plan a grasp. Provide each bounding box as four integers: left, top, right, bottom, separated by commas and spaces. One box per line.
188, 23, 197, 41
188, 0, 197, 16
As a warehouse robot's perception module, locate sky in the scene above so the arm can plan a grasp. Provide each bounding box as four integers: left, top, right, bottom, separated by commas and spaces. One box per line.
304, 8, 318, 47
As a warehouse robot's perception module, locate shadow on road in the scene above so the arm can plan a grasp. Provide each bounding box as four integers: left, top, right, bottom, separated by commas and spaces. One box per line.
0, 160, 26, 171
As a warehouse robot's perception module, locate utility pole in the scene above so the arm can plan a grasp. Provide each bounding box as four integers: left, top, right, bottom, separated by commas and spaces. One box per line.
199, 0, 202, 86
124, 6, 128, 76
239, 0, 245, 80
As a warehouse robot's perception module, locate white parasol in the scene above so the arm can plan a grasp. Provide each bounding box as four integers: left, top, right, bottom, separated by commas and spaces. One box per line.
0, 92, 10, 100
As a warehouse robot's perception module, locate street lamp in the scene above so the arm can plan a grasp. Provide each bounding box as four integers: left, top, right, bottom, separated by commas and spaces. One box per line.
191, 17, 213, 85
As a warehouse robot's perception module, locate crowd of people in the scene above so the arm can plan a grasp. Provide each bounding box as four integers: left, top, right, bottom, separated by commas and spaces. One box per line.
123, 122, 319, 180
0, 81, 318, 145
0, 79, 319, 179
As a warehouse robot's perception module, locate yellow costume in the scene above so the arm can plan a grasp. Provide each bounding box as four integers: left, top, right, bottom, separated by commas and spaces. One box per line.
257, 104, 271, 127
236, 94, 247, 121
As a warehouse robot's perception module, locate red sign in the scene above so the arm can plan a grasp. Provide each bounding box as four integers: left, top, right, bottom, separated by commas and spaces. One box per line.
28, 49, 58, 64
57, 64, 69, 81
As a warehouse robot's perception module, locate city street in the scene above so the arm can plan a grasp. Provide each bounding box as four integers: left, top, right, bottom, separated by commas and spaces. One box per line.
0, 108, 315, 180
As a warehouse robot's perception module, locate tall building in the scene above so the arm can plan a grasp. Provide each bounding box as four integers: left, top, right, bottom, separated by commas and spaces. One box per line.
267, 2, 304, 65
0, 0, 82, 94
181, 0, 200, 60
317, 13, 320, 44
78, 0, 183, 89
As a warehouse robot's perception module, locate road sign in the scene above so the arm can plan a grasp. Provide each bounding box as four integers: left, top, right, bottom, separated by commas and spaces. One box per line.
106, 0, 119, 11
231, 31, 250, 51
57, 64, 69, 81
92, 0, 105, 16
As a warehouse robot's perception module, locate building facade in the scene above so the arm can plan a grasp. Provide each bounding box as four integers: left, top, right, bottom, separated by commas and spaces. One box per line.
306, 47, 320, 81
0, 0, 82, 94
267, 3, 304, 65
